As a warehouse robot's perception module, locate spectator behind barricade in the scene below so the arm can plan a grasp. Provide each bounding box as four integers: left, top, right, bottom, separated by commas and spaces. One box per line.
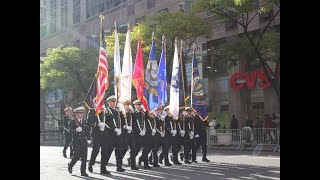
230, 115, 238, 129
271, 113, 278, 128
254, 117, 262, 128
264, 114, 273, 128
245, 116, 253, 128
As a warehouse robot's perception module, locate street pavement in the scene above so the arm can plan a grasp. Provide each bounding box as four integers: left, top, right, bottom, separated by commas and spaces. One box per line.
40, 146, 280, 180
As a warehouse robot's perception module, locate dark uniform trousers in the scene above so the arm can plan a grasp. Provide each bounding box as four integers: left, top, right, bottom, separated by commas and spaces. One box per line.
176, 120, 185, 161
122, 130, 136, 167
151, 133, 170, 165
132, 112, 152, 168
63, 115, 73, 156
183, 117, 197, 162
119, 111, 136, 168
193, 117, 209, 161
165, 133, 179, 163
86, 109, 107, 171
69, 120, 90, 174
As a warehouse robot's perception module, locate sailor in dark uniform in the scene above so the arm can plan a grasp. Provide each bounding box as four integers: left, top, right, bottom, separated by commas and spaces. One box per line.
62, 107, 74, 158
67, 106, 91, 177
132, 100, 152, 169
103, 95, 125, 172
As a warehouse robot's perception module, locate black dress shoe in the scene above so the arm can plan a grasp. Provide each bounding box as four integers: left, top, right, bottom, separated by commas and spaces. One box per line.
179, 153, 184, 161
174, 162, 182, 165
165, 163, 172, 166
88, 164, 93, 173
153, 164, 160, 167
63, 151, 67, 158
81, 172, 89, 177
131, 166, 139, 170
127, 158, 131, 166
138, 158, 142, 166
202, 158, 210, 162
100, 167, 110, 175
68, 163, 72, 174
117, 168, 125, 172
192, 160, 198, 163
185, 160, 192, 164
143, 165, 151, 169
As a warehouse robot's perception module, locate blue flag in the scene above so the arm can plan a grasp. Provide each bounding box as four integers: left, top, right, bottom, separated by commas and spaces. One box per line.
179, 49, 188, 110
191, 53, 208, 121
144, 37, 158, 111
157, 39, 167, 107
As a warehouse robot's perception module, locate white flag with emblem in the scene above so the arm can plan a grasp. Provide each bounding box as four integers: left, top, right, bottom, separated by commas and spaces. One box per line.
114, 22, 121, 99
169, 39, 180, 120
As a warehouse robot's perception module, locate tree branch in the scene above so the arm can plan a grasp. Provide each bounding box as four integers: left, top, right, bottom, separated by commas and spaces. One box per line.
256, 8, 280, 50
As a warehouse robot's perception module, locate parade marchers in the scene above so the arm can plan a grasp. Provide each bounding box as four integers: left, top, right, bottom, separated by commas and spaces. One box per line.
63, 95, 218, 177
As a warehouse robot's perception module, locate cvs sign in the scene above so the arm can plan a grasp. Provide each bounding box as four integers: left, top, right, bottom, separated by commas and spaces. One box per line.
230, 69, 271, 90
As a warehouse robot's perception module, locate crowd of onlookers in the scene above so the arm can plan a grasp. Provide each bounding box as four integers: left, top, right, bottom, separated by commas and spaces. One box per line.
229, 112, 280, 130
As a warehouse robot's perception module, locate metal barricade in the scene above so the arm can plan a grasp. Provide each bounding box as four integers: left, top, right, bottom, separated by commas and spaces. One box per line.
238, 128, 280, 151
207, 128, 280, 152
207, 129, 241, 148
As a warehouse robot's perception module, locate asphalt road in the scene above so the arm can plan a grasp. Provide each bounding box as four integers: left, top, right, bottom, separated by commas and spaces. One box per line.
40, 146, 280, 180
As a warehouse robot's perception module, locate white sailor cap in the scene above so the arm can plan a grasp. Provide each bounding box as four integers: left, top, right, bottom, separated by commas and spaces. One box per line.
64, 107, 73, 112
73, 106, 85, 113
164, 106, 170, 111
133, 99, 141, 105
106, 95, 116, 102
185, 107, 192, 111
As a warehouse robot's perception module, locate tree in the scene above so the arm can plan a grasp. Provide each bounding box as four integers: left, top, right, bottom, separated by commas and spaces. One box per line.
193, 0, 280, 102
40, 46, 99, 104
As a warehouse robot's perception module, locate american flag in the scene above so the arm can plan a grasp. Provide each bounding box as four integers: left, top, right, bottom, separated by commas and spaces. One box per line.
95, 26, 109, 115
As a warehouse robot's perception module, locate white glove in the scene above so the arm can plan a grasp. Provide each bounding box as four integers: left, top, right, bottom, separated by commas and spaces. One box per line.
189, 131, 194, 139
209, 122, 214, 127
76, 127, 82, 132
180, 130, 185, 137
195, 134, 199, 138
126, 126, 132, 131
172, 130, 177, 136
170, 130, 174, 134
152, 129, 156, 134
139, 131, 145, 136
99, 122, 106, 128
128, 130, 132, 134
87, 140, 91, 144
114, 128, 122, 136
161, 132, 165, 137
123, 125, 127, 129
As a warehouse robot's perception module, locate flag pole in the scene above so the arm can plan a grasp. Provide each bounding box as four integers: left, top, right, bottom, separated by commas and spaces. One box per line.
191, 43, 195, 109
163, 35, 167, 105
179, 39, 187, 108
82, 73, 98, 109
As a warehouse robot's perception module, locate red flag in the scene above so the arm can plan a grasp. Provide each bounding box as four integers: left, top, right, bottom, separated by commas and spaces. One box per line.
132, 37, 149, 112
95, 26, 109, 115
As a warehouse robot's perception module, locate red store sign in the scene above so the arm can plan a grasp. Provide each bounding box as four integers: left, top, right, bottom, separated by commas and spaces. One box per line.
230, 69, 271, 90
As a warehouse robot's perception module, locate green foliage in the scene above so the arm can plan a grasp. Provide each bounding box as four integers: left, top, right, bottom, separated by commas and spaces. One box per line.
40, 46, 98, 99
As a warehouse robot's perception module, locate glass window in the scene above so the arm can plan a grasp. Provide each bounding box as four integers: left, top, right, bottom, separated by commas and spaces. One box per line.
61, 0, 68, 31
40, 7, 46, 39
114, 0, 121, 7
73, 0, 80, 24
50, 0, 57, 33
105, 0, 113, 10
